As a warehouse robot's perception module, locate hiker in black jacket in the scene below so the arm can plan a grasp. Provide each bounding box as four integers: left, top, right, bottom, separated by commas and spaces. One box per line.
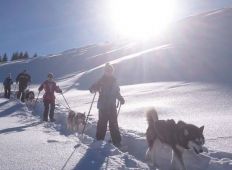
16, 70, 31, 102
3, 73, 13, 99
89, 63, 125, 147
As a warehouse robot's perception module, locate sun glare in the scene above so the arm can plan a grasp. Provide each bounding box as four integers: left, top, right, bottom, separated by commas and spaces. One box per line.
109, 0, 177, 39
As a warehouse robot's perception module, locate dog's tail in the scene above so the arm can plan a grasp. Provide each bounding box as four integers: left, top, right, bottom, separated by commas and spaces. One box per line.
146, 108, 158, 126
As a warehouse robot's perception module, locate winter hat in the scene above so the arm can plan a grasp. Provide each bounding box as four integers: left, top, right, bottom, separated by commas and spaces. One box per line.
48, 73, 54, 78
104, 63, 114, 74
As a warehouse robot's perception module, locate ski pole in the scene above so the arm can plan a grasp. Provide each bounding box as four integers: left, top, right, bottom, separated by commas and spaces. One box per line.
61, 93, 71, 110
81, 92, 96, 135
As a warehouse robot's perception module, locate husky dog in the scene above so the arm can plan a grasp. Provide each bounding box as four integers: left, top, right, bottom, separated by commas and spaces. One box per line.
146, 109, 205, 170
67, 110, 86, 133
25, 90, 35, 108
25, 90, 35, 101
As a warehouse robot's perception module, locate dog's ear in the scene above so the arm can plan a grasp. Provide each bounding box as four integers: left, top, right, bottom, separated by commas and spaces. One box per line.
184, 129, 189, 136
177, 121, 186, 127
199, 126, 204, 133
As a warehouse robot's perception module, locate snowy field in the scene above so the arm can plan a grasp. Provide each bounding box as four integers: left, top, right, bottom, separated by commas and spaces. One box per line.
1, 7, 232, 170
1, 82, 232, 170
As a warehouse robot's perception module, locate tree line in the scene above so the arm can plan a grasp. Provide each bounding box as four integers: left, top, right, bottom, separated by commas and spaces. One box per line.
0, 52, 38, 63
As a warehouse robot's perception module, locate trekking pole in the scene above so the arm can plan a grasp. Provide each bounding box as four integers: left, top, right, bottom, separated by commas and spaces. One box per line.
56, 97, 69, 110
117, 102, 122, 117
108, 101, 122, 143
61, 93, 71, 110
81, 92, 97, 135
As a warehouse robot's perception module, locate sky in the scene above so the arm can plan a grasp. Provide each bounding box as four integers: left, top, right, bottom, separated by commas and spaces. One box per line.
0, 0, 232, 57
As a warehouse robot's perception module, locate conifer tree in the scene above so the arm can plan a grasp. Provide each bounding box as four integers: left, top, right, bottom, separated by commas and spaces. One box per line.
19, 52, 24, 59
24, 51, 29, 59
2, 53, 8, 62
11, 52, 16, 61
33, 53, 38, 58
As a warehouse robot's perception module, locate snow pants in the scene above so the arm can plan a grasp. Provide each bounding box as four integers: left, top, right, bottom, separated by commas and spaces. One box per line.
4, 86, 11, 99
43, 101, 55, 121
96, 108, 121, 146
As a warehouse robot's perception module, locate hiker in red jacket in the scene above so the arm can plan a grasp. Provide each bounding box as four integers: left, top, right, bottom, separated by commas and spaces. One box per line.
38, 73, 62, 122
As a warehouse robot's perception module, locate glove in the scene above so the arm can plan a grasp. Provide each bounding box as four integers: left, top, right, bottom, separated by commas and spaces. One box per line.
119, 97, 125, 105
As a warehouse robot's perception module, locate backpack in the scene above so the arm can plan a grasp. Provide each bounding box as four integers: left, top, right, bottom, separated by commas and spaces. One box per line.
3, 77, 13, 87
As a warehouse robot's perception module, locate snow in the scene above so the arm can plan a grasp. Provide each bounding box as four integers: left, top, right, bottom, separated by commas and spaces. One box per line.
1, 7, 232, 170
0, 98, 148, 170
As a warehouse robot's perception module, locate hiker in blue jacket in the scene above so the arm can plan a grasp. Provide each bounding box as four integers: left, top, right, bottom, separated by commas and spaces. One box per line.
3, 73, 13, 99
89, 63, 125, 147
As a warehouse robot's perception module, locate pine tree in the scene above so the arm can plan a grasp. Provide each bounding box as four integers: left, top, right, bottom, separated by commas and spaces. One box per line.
14, 52, 20, 60
24, 51, 29, 59
19, 52, 24, 59
0, 55, 2, 62
33, 53, 38, 58
2, 53, 8, 62
11, 52, 16, 61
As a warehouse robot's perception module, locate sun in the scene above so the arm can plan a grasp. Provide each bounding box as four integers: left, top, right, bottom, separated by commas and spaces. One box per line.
109, 0, 177, 39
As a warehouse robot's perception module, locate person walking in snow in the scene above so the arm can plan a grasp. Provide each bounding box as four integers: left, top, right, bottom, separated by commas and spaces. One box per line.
16, 69, 31, 102
3, 73, 13, 99
89, 63, 125, 147
38, 73, 62, 122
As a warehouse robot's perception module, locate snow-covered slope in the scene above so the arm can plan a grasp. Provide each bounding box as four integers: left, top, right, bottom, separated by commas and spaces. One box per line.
1, 8, 232, 170
1, 9, 232, 87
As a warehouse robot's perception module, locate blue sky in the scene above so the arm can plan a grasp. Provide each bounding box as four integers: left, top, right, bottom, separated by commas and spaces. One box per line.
0, 0, 232, 57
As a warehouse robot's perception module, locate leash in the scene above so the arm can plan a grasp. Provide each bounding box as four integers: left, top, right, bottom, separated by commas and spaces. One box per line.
13, 83, 17, 99
61, 93, 71, 110
206, 136, 232, 141
32, 91, 40, 114
61, 93, 96, 168
81, 92, 96, 136
56, 97, 70, 110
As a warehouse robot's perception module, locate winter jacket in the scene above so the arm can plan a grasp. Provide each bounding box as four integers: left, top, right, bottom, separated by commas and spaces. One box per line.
16, 73, 31, 86
3, 77, 13, 88
38, 80, 62, 103
90, 75, 124, 110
